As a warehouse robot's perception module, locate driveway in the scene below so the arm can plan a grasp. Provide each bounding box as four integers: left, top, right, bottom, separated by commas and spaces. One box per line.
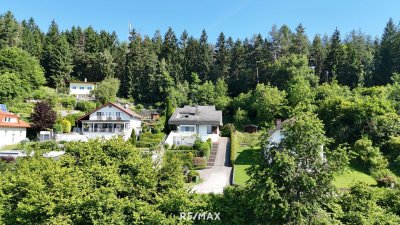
192, 137, 232, 194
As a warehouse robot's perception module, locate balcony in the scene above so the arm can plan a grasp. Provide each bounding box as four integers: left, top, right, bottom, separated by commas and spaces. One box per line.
94, 116, 122, 121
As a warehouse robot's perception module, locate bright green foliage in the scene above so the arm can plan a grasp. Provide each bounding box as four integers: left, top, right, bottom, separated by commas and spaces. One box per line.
339, 183, 400, 224
247, 112, 343, 224
0, 72, 24, 102
129, 129, 136, 146
0, 139, 194, 224
233, 107, 250, 130
91, 77, 120, 104
61, 119, 71, 133
287, 75, 316, 110
353, 137, 388, 173
0, 47, 45, 95
268, 54, 315, 88
75, 100, 96, 112
251, 83, 287, 126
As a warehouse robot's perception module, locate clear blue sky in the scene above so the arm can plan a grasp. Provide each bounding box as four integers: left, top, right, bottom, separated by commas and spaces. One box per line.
2, 0, 399, 42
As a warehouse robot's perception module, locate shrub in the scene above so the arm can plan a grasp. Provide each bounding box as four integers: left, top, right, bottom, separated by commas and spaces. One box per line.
193, 157, 207, 169
166, 151, 194, 169
372, 169, 398, 187
164, 144, 169, 149
177, 145, 193, 150
60, 97, 76, 109
61, 120, 71, 133
136, 142, 158, 148
75, 100, 96, 112
193, 139, 211, 158
230, 132, 238, 166
129, 130, 136, 146
221, 123, 236, 137
53, 123, 63, 134
187, 170, 200, 183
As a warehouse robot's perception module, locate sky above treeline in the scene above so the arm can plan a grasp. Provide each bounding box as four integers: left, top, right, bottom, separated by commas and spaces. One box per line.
2, 0, 399, 42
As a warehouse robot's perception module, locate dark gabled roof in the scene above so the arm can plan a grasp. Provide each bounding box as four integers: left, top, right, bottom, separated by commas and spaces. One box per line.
67, 80, 97, 84
168, 105, 223, 126
77, 102, 142, 121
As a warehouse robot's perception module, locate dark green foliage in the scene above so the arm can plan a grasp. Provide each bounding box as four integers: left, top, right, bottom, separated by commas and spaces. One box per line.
220, 123, 236, 137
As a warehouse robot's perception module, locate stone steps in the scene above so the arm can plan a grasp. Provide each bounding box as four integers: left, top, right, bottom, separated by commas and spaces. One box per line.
206, 142, 219, 168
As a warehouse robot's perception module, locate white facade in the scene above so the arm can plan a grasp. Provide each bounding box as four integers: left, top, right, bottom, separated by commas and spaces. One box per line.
165, 124, 220, 146
69, 82, 96, 98
0, 127, 27, 147
79, 103, 141, 141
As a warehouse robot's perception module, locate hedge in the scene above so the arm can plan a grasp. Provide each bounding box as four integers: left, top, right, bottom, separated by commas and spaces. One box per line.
230, 132, 238, 166
193, 157, 206, 169
166, 151, 194, 169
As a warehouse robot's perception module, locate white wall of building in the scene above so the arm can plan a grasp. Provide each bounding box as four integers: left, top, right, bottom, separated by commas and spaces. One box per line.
89, 105, 131, 120
69, 83, 95, 96
165, 124, 220, 146
0, 127, 27, 146
198, 125, 219, 142
164, 131, 197, 146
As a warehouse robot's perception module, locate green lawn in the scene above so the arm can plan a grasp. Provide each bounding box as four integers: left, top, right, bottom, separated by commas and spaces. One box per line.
333, 167, 377, 189
233, 145, 261, 185
0, 143, 19, 150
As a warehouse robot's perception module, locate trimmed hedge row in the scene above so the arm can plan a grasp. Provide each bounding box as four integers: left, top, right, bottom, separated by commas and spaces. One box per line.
230, 132, 238, 166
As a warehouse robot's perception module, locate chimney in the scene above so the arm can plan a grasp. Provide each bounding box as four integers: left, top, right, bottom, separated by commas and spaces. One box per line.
275, 119, 282, 128
84, 78, 87, 82
124, 104, 129, 109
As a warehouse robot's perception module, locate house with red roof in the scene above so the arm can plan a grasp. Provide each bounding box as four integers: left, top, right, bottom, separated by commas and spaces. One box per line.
76, 102, 142, 141
0, 111, 30, 147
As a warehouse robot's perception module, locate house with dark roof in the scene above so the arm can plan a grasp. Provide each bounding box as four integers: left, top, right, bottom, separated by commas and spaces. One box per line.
76, 102, 142, 141
165, 105, 222, 146
0, 111, 30, 147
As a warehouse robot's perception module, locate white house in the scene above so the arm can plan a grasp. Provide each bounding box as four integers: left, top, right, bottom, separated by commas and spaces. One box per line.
165, 105, 222, 146
0, 111, 30, 147
76, 102, 142, 141
69, 79, 97, 98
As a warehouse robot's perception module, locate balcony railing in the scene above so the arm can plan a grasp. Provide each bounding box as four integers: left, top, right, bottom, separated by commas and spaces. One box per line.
83, 128, 124, 133
94, 116, 122, 121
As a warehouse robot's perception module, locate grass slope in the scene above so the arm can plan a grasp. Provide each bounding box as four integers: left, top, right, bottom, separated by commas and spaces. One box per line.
333, 167, 377, 188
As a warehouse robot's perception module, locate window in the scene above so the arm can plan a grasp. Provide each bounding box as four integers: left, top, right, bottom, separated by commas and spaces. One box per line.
179, 113, 194, 118
180, 125, 195, 133
87, 87, 92, 90
79, 86, 84, 90
116, 112, 121, 117
4, 117, 11, 122
207, 126, 212, 134
72, 86, 77, 89
96, 112, 104, 118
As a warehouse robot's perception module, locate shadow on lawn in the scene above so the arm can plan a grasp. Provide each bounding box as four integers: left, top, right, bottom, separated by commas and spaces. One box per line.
234, 148, 262, 165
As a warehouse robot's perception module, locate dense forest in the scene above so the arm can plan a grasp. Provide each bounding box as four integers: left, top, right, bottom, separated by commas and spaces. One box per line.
1, 10, 400, 224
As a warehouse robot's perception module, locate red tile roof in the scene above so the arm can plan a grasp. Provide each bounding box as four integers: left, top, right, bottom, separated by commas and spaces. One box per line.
0, 111, 30, 128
